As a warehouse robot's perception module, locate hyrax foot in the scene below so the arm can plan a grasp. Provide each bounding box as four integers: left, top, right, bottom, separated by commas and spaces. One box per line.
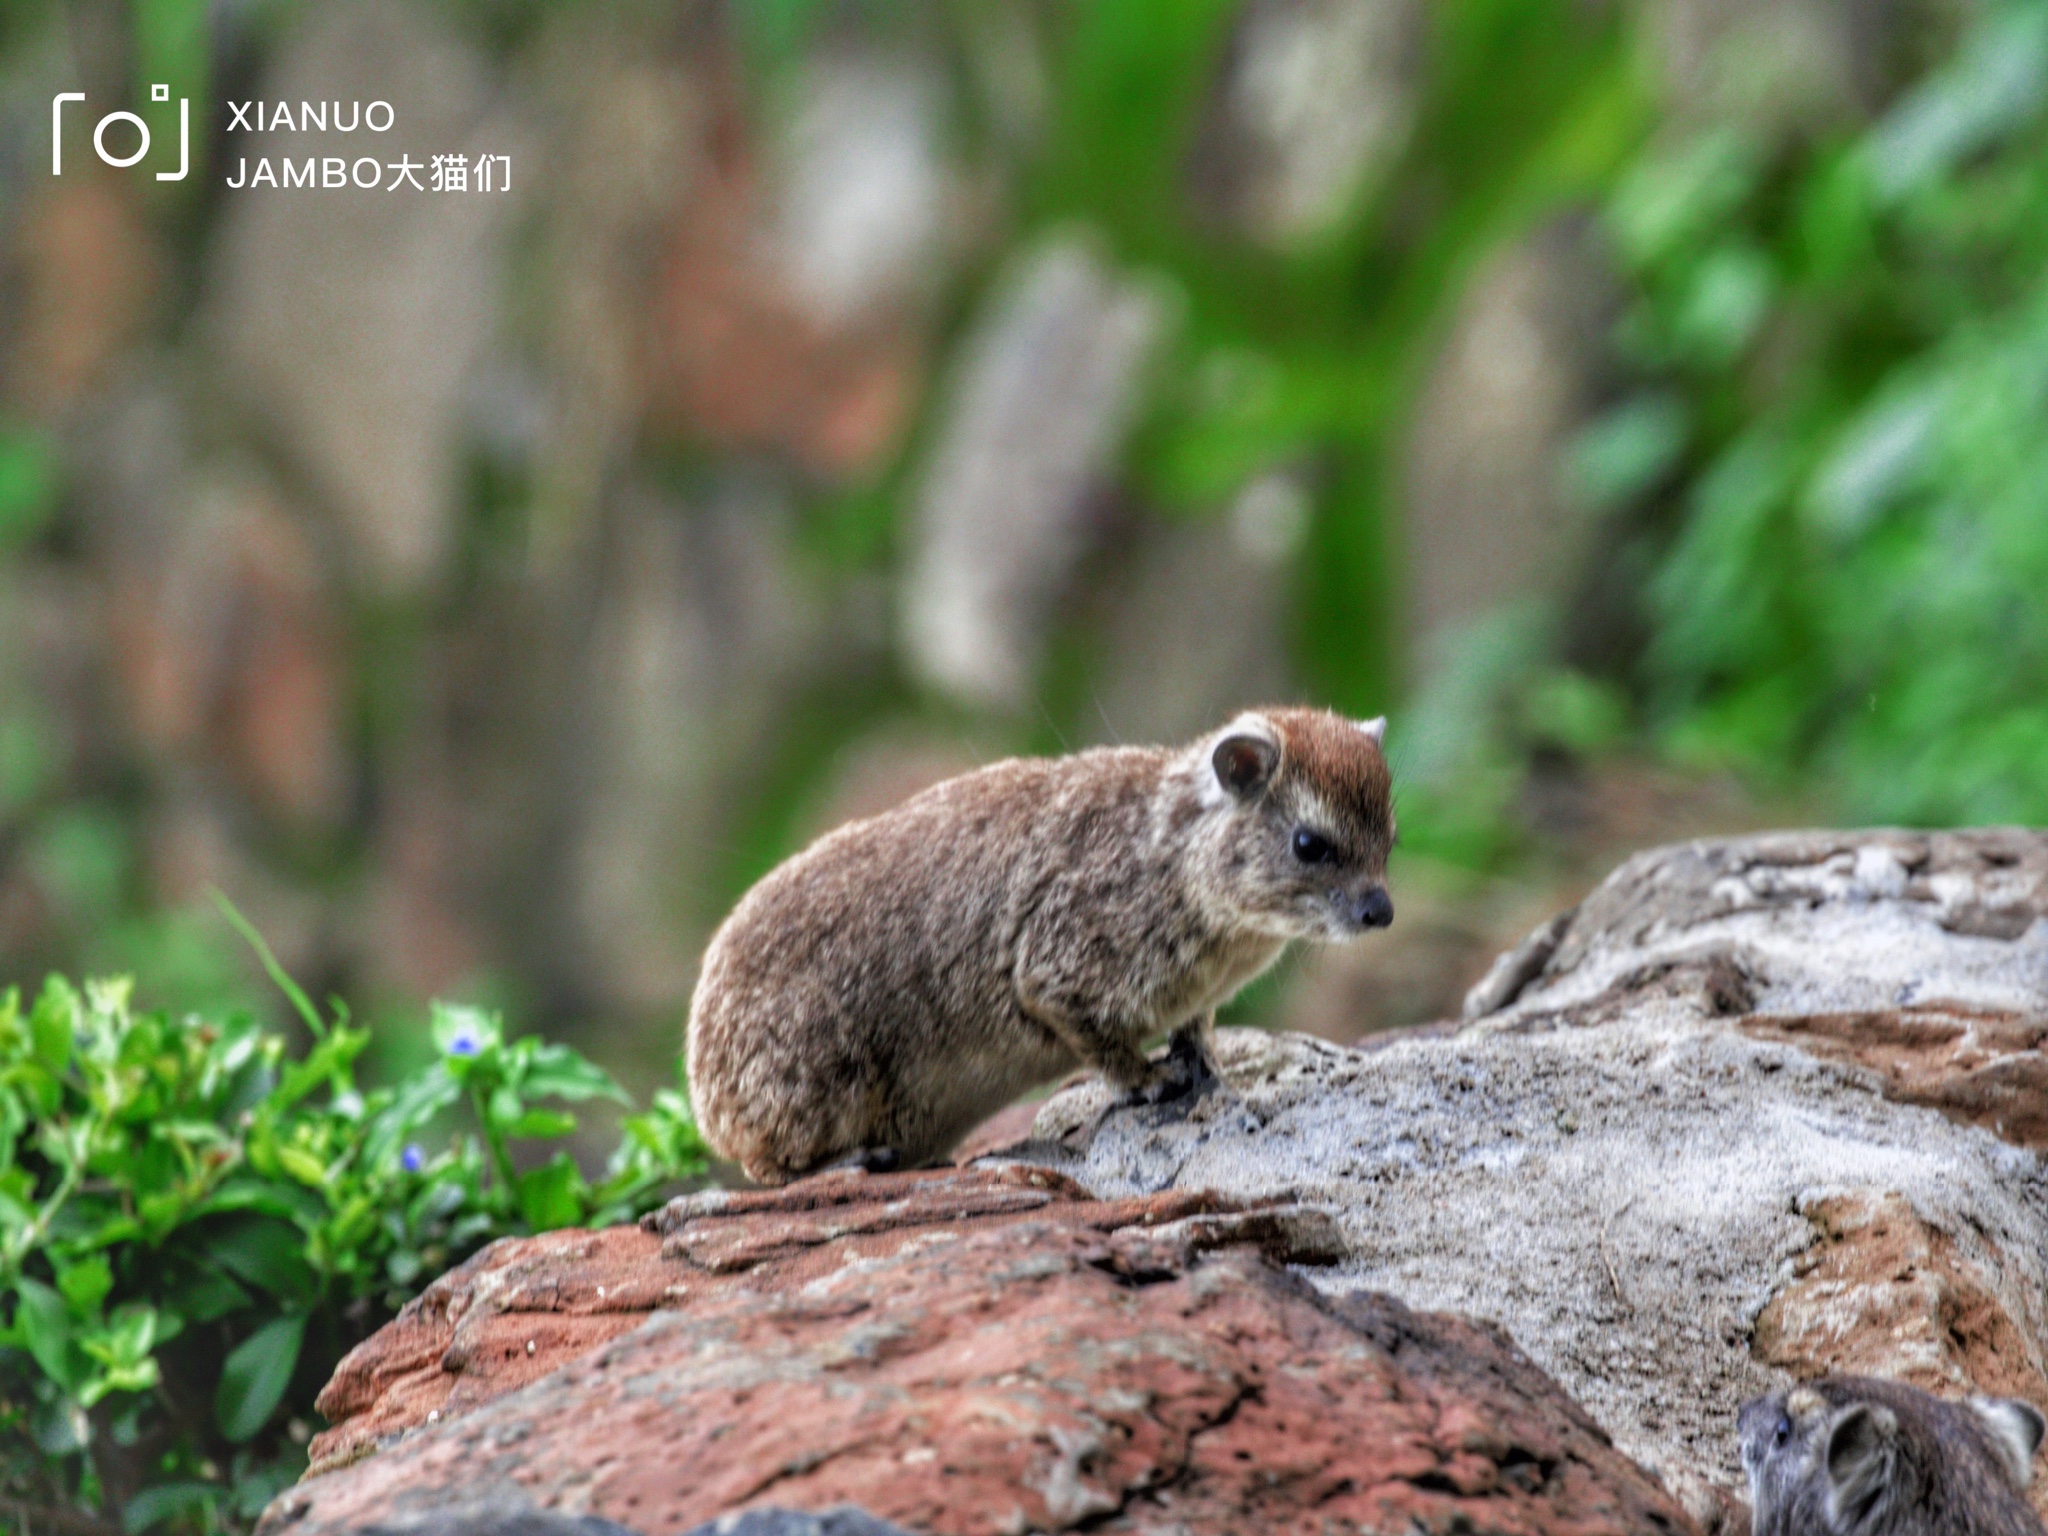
817, 1145, 904, 1176
1129, 1028, 1225, 1108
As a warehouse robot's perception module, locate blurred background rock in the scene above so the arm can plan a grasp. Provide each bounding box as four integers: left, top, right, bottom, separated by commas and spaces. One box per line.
1, 0, 2044, 1095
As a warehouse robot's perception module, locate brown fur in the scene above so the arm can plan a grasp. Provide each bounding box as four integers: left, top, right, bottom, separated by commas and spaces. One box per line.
1742, 1376, 2046, 1536
687, 706, 1395, 1184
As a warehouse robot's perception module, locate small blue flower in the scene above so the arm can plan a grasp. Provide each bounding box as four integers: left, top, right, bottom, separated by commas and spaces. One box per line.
401, 1144, 424, 1173
447, 1031, 480, 1057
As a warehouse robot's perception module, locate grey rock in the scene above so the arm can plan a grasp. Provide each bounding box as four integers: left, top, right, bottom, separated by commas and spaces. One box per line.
353, 1509, 640, 1536
769, 57, 947, 326
1017, 829, 2048, 1526
1088, 500, 1296, 746
682, 1509, 919, 1536
212, 0, 527, 594
562, 474, 817, 1013
1401, 217, 1618, 659
1189, 0, 1421, 246
904, 237, 1168, 708
1652, 0, 1890, 130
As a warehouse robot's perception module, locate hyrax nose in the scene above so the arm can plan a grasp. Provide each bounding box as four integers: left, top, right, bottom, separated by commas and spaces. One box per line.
1350, 886, 1393, 929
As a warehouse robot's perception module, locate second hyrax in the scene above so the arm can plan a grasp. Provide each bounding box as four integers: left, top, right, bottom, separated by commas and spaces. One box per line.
688, 706, 1396, 1184
1741, 1375, 2046, 1536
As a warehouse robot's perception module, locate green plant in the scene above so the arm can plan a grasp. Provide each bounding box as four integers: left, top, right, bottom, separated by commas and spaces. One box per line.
0, 957, 707, 1535
1596, 0, 2048, 823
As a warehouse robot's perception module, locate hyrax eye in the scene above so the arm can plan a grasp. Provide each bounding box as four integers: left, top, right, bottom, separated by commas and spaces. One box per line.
1773, 1415, 1792, 1448
1291, 828, 1336, 864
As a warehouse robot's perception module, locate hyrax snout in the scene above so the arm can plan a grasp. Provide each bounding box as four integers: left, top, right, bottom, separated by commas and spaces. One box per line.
686, 706, 1396, 1184
1741, 1375, 2046, 1536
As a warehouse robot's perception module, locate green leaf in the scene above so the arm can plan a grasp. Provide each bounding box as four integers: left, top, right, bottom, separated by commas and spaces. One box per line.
123, 1481, 217, 1534
29, 978, 80, 1066
503, 1108, 577, 1139
203, 1216, 318, 1304
137, 1189, 188, 1240
14, 1277, 79, 1390
518, 1046, 629, 1105
81, 1302, 161, 1369
0, 1180, 33, 1235
275, 1146, 329, 1187
267, 1026, 369, 1113
194, 1175, 326, 1225
1607, 128, 1757, 269
56, 1255, 113, 1316
28, 989, 71, 1073
1565, 395, 1687, 513
214, 1313, 305, 1443
76, 1304, 166, 1406
78, 1355, 160, 1408
516, 1155, 584, 1231
487, 1085, 524, 1130
362, 1068, 462, 1170
1864, 3, 2048, 202
164, 1268, 253, 1325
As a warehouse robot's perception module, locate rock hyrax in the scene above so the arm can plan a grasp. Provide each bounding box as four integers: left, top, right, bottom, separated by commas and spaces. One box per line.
687, 706, 1396, 1184
1741, 1376, 2046, 1536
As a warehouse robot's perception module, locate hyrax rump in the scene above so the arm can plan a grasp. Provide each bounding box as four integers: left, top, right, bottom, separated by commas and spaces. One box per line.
687, 706, 1396, 1185
1741, 1375, 2046, 1536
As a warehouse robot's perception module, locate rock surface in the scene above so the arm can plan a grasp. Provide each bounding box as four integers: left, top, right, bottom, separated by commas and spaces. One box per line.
1023, 829, 2048, 1527
681, 1514, 917, 1536
277, 829, 2048, 1535
278, 1165, 1696, 1536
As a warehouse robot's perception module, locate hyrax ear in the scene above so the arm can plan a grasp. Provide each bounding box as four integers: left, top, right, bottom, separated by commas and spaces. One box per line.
1825, 1403, 1899, 1526
1357, 715, 1387, 746
1212, 729, 1279, 797
1970, 1397, 2046, 1489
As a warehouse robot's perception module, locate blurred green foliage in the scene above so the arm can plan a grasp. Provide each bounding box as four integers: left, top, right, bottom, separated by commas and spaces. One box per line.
1028, 0, 1644, 724
704, 0, 1657, 901
0, 426, 59, 551
0, 951, 706, 1533
1603, 0, 2048, 823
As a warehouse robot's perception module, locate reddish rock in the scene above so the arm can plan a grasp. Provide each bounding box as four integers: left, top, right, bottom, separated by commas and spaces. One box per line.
104, 466, 350, 837
642, 93, 923, 481
1739, 1004, 2048, 1149
282, 1166, 1696, 1535
3, 174, 158, 423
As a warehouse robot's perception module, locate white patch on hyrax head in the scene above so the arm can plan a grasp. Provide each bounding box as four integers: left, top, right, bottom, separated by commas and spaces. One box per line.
1970, 1397, 2047, 1489
1196, 711, 1280, 810
1294, 787, 1339, 840
1356, 715, 1386, 745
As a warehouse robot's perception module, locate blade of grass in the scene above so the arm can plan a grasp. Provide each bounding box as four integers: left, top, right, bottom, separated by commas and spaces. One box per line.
208, 889, 325, 1039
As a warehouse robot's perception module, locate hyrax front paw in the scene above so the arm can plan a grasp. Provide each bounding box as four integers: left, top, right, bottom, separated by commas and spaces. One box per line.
1129, 1028, 1226, 1107
816, 1145, 904, 1176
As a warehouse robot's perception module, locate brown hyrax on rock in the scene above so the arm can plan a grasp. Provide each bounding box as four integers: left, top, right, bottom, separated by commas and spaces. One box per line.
1741, 1376, 2046, 1536
687, 706, 1395, 1185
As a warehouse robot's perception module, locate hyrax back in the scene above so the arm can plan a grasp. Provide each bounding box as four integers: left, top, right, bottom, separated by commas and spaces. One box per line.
1741, 1375, 2046, 1536
687, 706, 1395, 1184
